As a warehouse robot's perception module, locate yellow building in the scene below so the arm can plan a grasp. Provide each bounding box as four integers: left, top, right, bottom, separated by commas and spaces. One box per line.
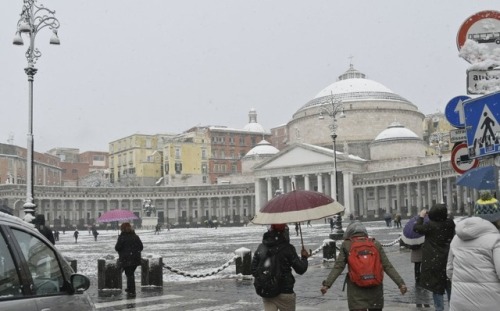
163, 129, 211, 186
109, 134, 166, 186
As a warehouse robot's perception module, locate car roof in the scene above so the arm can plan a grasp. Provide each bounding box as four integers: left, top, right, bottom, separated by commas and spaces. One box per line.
0, 211, 38, 232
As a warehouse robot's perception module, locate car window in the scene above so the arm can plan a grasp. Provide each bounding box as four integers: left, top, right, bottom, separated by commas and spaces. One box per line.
12, 229, 65, 296
0, 233, 23, 299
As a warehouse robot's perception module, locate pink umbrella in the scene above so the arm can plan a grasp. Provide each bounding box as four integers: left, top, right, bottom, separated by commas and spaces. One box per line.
96, 209, 139, 223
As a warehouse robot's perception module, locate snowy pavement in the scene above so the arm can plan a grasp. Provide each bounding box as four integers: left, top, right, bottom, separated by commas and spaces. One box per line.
54, 220, 438, 310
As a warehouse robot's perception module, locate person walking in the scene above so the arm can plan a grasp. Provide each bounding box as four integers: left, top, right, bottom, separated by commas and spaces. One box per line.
410, 245, 423, 285
251, 224, 309, 311
446, 193, 500, 310
92, 227, 99, 241
394, 213, 402, 229
73, 229, 79, 244
383, 212, 392, 227
413, 204, 455, 311
34, 214, 55, 245
320, 221, 407, 310
115, 222, 143, 298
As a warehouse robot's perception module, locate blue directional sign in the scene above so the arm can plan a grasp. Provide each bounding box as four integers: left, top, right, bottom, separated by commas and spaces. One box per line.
445, 95, 471, 128
464, 91, 500, 158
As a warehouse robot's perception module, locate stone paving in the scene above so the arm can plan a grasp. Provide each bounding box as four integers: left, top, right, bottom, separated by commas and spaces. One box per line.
85, 221, 443, 310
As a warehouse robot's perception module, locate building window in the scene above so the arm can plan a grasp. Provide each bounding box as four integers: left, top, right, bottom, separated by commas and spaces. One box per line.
202, 149, 207, 160
232, 164, 237, 173
175, 148, 181, 159
175, 162, 182, 174
201, 163, 207, 174
202, 176, 207, 183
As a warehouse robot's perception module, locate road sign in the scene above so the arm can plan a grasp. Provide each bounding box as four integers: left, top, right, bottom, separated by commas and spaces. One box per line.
450, 128, 467, 143
457, 10, 500, 62
463, 91, 500, 158
445, 95, 471, 128
451, 143, 479, 174
467, 69, 500, 95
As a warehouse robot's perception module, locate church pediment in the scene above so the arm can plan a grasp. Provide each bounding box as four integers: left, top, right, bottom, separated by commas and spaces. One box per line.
253, 143, 335, 170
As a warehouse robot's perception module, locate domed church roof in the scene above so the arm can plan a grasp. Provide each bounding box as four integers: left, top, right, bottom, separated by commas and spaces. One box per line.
243, 108, 266, 132
245, 139, 279, 156
295, 65, 414, 114
374, 122, 419, 141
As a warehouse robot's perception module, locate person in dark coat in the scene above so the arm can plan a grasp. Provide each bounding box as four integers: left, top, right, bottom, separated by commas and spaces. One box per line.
73, 229, 79, 243
115, 222, 143, 297
251, 224, 309, 311
320, 221, 407, 310
34, 214, 55, 245
413, 204, 455, 311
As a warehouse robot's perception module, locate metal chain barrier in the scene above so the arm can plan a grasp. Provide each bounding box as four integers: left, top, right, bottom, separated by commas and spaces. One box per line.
162, 237, 402, 278
381, 236, 401, 247
163, 255, 238, 278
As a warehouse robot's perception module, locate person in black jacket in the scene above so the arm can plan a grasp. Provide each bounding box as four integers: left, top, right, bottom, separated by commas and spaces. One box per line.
251, 224, 309, 311
413, 204, 455, 311
34, 214, 55, 245
115, 222, 143, 297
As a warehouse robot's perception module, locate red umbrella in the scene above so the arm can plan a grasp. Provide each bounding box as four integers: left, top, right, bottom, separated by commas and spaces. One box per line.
251, 190, 344, 250
96, 209, 139, 223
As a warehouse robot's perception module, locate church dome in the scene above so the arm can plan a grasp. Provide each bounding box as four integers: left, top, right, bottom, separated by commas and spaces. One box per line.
245, 139, 279, 156
243, 108, 266, 132
295, 65, 414, 114
374, 122, 419, 141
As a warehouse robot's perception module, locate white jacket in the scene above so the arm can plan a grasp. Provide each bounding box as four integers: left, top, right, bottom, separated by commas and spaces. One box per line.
446, 217, 500, 311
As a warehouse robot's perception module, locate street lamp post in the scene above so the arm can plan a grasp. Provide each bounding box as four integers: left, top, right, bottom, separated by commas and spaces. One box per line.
319, 92, 345, 201
13, 0, 60, 223
431, 132, 447, 204
319, 92, 345, 234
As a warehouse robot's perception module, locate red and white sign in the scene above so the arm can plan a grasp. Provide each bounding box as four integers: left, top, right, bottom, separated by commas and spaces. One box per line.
457, 10, 500, 56
451, 143, 479, 174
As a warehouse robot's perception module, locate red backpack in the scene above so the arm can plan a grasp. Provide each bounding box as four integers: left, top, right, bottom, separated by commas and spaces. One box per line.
346, 236, 384, 287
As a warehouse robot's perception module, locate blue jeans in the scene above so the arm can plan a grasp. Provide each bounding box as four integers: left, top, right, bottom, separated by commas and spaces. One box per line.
432, 285, 451, 311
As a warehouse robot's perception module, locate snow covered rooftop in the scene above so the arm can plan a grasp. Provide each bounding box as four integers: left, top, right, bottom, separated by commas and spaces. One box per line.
314, 78, 393, 99
374, 121, 419, 141
245, 139, 279, 156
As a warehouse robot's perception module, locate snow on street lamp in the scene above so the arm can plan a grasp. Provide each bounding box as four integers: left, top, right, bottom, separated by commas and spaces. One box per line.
13, 0, 60, 222
430, 132, 448, 204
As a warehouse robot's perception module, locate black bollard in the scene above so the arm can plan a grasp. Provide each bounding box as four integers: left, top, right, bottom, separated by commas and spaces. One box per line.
97, 257, 122, 290
235, 247, 252, 275
141, 256, 163, 287
322, 239, 337, 261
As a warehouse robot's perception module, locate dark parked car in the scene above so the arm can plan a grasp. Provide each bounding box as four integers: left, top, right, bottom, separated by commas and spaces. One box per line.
0, 212, 95, 310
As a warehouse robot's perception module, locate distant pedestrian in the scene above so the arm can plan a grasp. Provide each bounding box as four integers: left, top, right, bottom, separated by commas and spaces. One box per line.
251, 224, 309, 310
446, 192, 500, 310
320, 221, 407, 310
115, 222, 143, 298
92, 228, 99, 241
383, 212, 392, 227
54, 230, 60, 241
295, 222, 299, 236
394, 213, 402, 228
73, 229, 79, 243
155, 223, 161, 235
307, 220, 312, 227
329, 218, 334, 232
34, 214, 55, 245
413, 204, 455, 311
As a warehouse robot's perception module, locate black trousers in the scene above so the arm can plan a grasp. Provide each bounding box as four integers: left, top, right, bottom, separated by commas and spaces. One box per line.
124, 266, 138, 293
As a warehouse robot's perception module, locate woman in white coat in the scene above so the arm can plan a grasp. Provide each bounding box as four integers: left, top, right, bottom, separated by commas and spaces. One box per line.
446, 193, 500, 311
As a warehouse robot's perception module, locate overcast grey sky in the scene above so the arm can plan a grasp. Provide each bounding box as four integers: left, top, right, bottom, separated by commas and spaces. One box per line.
0, 0, 497, 152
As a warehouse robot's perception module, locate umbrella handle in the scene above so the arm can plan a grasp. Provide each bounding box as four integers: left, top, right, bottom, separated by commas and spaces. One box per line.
298, 223, 305, 250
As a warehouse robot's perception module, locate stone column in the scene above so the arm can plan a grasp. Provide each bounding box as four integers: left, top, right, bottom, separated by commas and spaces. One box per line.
385, 186, 391, 213
304, 174, 310, 190
290, 175, 296, 190
267, 178, 273, 201
255, 178, 262, 211
395, 184, 401, 214
278, 177, 284, 193
317, 173, 323, 193
174, 198, 179, 225
362, 187, 368, 218
239, 196, 245, 222
374, 186, 380, 218
446, 177, 452, 209
406, 183, 412, 216
456, 185, 462, 214
427, 180, 432, 208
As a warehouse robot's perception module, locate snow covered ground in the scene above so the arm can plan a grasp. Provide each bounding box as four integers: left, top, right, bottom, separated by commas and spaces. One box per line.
54, 220, 402, 283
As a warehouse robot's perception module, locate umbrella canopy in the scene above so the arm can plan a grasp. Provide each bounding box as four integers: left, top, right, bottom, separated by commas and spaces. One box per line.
251, 190, 344, 225
96, 209, 139, 223
456, 165, 496, 190
401, 215, 429, 246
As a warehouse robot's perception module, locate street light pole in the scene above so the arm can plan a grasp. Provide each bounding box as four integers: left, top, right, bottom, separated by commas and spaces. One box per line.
13, 0, 60, 223
319, 91, 345, 201
431, 132, 447, 204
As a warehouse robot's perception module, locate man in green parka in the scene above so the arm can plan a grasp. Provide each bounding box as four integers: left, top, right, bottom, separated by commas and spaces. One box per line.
320, 221, 407, 310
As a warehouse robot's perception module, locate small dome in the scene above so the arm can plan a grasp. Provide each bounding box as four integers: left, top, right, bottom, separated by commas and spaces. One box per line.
374, 122, 419, 141
243, 108, 266, 132
245, 140, 279, 156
